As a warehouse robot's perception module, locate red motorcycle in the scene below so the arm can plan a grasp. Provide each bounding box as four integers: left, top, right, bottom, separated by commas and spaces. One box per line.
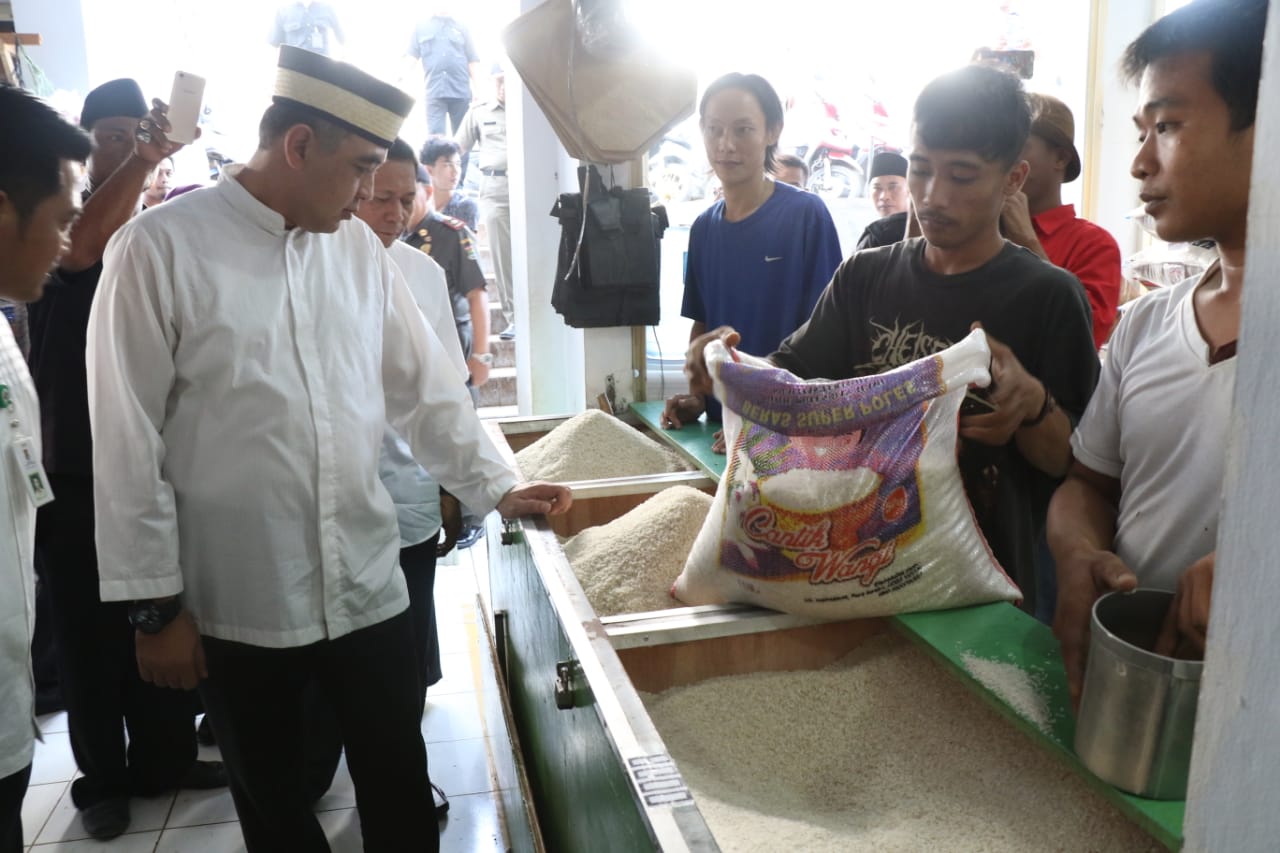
788, 93, 898, 200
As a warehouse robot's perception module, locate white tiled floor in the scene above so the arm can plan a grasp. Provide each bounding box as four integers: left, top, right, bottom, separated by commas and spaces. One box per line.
21, 542, 509, 852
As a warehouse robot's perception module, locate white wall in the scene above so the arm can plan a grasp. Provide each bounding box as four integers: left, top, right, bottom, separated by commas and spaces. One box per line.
1182, 1, 1280, 849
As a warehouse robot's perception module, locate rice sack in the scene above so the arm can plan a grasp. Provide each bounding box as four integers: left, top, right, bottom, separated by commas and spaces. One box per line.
673, 328, 1020, 617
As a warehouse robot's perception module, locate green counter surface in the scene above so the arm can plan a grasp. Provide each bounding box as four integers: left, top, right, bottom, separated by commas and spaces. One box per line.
631, 399, 1185, 850
631, 401, 727, 480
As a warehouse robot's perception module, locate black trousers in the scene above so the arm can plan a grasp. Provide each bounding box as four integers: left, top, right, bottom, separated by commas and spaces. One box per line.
35, 475, 197, 805
31, 561, 63, 715
304, 537, 442, 799
200, 610, 437, 853
0, 764, 30, 853
404, 536, 444, 702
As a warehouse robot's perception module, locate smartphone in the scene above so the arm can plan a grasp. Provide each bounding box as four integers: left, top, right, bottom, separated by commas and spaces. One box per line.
971, 48, 1036, 80
166, 71, 206, 145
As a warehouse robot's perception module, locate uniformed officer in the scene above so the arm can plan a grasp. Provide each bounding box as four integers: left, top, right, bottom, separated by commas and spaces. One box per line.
455, 64, 514, 339
404, 187, 491, 393
407, 10, 479, 136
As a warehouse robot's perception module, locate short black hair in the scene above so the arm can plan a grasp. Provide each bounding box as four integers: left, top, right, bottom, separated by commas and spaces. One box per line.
387, 137, 417, 165
257, 101, 346, 151
0, 85, 92, 222
699, 72, 785, 172
420, 135, 460, 167
1122, 0, 1268, 132
913, 64, 1030, 168
773, 152, 808, 182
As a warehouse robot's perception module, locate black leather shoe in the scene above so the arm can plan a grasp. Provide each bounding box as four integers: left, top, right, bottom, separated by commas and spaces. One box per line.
456, 524, 484, 550
432, 782, 450, 819
178, 759, 229, 790
80, 796, 130, 840
196, 715, 216, 746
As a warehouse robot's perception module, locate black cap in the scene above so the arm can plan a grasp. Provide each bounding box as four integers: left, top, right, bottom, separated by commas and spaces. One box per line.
869, 151, 908, 180
272, 45, 415, 148
80, 78, 148, 130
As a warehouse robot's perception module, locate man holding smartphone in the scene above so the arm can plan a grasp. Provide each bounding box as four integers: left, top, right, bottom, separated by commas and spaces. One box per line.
25, 78, 225, 841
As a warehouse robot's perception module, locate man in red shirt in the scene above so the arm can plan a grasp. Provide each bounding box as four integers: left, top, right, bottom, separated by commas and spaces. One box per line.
1001, 94, 1122, 349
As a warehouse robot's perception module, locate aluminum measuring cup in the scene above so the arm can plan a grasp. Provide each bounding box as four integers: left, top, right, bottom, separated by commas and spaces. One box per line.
1074, 588, 1203, 800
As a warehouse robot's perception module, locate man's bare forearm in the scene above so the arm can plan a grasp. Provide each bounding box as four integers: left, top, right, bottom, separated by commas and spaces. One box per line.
61, 155, 153, 272
1047, 463, 1120, 562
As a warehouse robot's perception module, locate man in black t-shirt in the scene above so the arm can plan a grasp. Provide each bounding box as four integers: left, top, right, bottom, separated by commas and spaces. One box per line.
685, 65, 1099, 615
26, 79, 226, 841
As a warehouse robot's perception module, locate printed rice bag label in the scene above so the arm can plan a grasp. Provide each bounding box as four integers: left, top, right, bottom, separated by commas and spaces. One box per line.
674, 329, 1021, 618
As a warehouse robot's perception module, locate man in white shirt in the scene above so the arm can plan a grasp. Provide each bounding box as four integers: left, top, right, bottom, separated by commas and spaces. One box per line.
1048, 0, 1265, 703
0, 86, 90, 853
85, 46, 570, 852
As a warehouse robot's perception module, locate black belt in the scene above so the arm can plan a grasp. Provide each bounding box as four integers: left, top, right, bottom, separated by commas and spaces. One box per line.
480, 168, 507, 177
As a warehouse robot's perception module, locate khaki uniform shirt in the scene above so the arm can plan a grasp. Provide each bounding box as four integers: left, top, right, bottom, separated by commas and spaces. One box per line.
455, 100, 508, 202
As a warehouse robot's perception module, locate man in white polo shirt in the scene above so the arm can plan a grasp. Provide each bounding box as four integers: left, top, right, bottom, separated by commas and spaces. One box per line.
1048, 0, 1265, 702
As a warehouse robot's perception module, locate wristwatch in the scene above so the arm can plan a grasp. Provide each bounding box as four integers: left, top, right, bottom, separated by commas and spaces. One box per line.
473, 352, 494, 365
128, 597, 183, 634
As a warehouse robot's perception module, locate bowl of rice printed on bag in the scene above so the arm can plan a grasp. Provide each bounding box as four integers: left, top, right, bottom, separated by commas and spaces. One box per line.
674, 328, 1021, 618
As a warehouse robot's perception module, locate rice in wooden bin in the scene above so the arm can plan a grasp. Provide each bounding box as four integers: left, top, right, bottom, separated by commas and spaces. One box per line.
515, 409, 693, 481
643, 636, 1163, 853
563, 486, 712, 616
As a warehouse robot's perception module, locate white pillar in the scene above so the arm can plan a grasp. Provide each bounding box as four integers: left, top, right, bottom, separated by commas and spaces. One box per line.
580, 159, 646, 413
507, 2, 585, 417
1182, 2, 1280, 850
507, 7, 651, 417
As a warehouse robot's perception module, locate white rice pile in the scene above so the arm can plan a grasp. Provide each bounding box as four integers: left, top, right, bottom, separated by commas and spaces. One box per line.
643, 636, 1162, 853
563, 486, 712, 616
961, 652, 1056, 735
515, 409, 692, 481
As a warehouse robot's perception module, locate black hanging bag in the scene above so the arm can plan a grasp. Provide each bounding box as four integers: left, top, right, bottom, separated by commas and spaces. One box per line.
550, 164, 668, 328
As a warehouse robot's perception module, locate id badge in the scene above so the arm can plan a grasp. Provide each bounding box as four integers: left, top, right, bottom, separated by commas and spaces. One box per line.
10, 435, 53, 507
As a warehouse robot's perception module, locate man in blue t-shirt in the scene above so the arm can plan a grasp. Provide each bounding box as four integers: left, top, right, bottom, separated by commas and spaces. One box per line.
671, 180, 841, 431
662, 72, 843, 447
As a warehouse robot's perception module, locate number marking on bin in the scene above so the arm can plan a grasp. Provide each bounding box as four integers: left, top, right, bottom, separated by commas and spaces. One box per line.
629, 754, 693, 806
